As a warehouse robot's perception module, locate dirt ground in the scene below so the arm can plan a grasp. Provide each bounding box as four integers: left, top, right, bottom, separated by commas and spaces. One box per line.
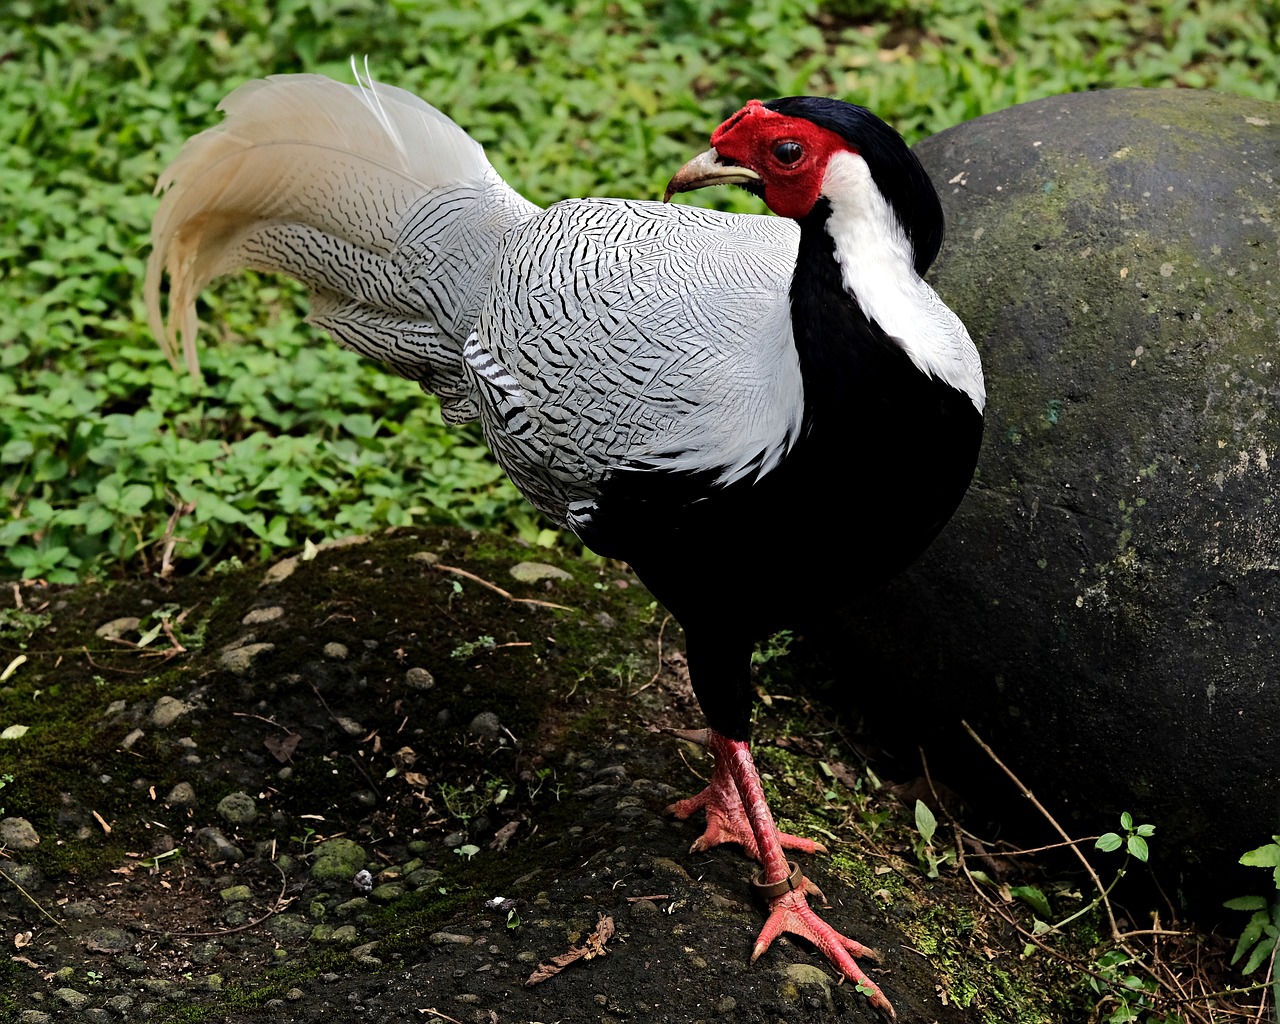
0, 527, 1148, 1023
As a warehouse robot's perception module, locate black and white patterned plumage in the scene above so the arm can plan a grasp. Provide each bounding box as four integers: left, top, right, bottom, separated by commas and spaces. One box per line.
468, 198, 803, 531
148, 74, 806, 523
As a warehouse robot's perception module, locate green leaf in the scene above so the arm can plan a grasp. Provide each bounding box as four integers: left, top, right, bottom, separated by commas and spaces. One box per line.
1239, 843, 1280, 868
1224, 895, 1269, 911
1241, 934, 1276, 975
1095, 833, 1123, 854
1126, 835, 1149, 863
914, 799, 937, 846
1010, 885, 1053, 918
1, 439, 35, 463
1134, 823, 1155, 837
135, 622, 165, 648
1120, 811, 1134, 831
1231, 911, 1269, 964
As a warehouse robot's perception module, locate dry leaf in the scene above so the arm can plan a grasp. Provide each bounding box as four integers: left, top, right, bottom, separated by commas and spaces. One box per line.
489, 821, 519, 851
264, 733, 301, 762
524, 913, 615, 986
392, 746, 417, 770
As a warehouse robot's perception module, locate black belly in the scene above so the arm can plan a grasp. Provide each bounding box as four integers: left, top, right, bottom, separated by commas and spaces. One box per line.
580, 361, 983, 738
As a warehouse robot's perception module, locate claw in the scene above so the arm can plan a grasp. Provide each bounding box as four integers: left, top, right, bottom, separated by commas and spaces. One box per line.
752, 887, 895, 1019
665, 728, 894, 1017
665, 741, 828, 862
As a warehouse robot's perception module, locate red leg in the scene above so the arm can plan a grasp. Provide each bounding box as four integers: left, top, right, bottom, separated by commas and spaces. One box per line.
674, 730, 896, 1020
665, 729, 827, 862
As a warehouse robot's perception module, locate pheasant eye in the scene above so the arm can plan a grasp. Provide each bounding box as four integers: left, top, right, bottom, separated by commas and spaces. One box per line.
773, 141, 803, 165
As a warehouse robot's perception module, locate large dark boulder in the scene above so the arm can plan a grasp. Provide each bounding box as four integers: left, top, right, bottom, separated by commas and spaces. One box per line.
847, 89, 1279, 905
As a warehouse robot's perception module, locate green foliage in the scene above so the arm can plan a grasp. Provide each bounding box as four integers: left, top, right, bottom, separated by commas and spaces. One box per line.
1096, 811, 1156, 864
910, 798, 954, 878
751, 629, 795, 666
3, 0, 1279, 581
1008, 884, 1052, 920
1086, 949, 1170, 1024
1224, 836, 1280, 979
0, 608, 52, 645
450, 635, 497, 660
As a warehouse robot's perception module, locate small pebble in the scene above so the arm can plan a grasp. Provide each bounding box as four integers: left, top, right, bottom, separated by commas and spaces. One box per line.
468, 711, 501, 739
404, 667, 435, 690
429, 931, 473, 946
194, 827, 244, 864
216, 792, 257, 825
241, 606, 284, 626
0, 862, 43, 890
53, 989, 91, 1011
0, 817, 40, 851
164, 782, 197, 808
150, 696, 191, 728
218, 642, 275, 675
322, 642, 349, 660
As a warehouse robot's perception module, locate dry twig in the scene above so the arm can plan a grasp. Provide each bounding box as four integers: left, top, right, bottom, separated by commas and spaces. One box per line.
434, 563, 573, 611
957, 719, 1266, 1024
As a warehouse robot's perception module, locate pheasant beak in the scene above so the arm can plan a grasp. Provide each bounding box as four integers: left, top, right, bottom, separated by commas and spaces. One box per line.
663, 148, 762, 202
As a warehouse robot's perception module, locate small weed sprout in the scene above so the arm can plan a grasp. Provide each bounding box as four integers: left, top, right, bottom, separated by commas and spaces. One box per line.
751, 629, 793, 667
139, 848, 182, 870
1087, 949, 1162, 1024
450, 635, 496, 660
1095, 811, 1155, 864
1031, 812, 1157, 935
527, 766, 556, 802
291, 826, 318, 857
438, 776, 508, 823
0, 608, 52, 646
911, 799, 954, 879
454, 844, 480, 860
0, 772, 12, 815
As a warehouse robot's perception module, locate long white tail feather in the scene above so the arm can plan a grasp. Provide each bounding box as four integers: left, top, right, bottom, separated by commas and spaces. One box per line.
145, 73, 535, 421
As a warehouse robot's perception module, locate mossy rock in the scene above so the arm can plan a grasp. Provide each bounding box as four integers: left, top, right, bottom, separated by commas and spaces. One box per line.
309, 838, 368, 882
844, 88, 1279, 906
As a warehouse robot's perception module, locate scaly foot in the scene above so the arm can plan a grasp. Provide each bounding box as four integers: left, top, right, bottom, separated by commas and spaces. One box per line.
667, 727, 895, 1018
753, 885, 894, 1019
664, 728, 827, 865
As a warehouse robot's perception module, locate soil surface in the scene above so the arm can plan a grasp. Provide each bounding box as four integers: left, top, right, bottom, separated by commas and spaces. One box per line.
1, 528, 1093, 1023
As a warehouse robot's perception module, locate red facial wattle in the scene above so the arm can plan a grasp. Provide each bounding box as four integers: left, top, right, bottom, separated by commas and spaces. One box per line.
710, 100, 859, 220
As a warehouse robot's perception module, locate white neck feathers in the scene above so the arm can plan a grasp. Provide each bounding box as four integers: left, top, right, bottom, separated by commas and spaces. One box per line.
820, 150, 986, 413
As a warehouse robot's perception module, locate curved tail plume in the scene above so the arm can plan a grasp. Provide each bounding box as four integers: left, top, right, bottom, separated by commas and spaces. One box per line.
145, 70, 536, 422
